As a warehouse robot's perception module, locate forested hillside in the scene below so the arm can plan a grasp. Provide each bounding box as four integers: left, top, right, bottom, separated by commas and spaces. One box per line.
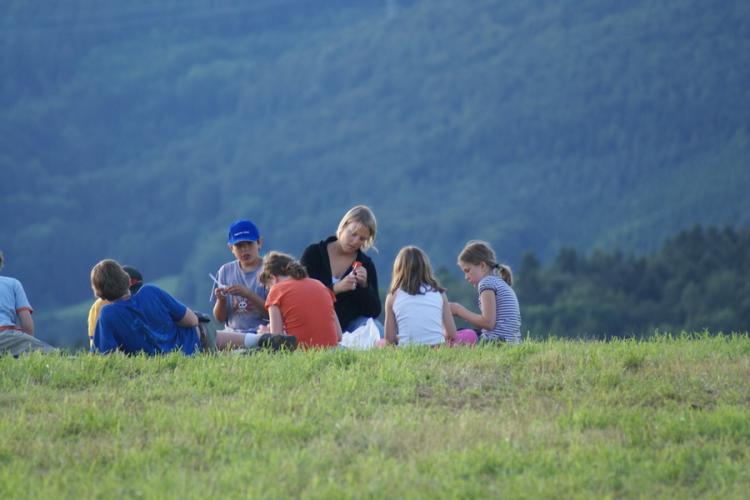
436, 225, 750, 338
1, 1, 748, 345
513, 226, 750, 337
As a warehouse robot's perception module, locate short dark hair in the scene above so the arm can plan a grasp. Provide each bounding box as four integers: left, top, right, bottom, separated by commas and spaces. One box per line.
122, 265, 144, 293
91, 259, 131, 301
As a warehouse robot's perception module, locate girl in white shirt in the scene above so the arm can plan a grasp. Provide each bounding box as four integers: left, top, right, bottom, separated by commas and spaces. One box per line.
384, 246, 457, 347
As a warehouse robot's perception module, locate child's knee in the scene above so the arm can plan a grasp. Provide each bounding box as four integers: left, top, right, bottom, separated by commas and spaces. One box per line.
453, 329, 478, 345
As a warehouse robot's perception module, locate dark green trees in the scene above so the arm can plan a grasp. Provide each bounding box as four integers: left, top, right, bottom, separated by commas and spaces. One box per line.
517, 226, 750, 338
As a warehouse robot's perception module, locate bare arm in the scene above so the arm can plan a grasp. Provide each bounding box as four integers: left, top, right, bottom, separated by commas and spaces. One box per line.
384, 293, 398, 345
441, 293, 457, 341
17, 309, 34, 336
333, 311, 342, 341
177, 308, 199, 328
268, 305, 284, 334
450, 290, 496, 331
213, 290, 228, 323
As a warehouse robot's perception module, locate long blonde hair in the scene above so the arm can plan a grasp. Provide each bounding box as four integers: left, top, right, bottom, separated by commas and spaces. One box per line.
389, 246, 445, 295
259, 251, 308, 287
458, 240, 513, 286
336, 205, 377, 251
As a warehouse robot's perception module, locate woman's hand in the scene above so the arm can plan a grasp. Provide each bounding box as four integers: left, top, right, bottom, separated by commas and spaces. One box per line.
352, 263, 368, 287
333, 272, 358, 294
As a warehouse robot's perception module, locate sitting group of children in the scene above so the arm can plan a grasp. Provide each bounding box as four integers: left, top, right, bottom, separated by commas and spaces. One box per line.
87, 205, 521, 355
0, 205, 521, 356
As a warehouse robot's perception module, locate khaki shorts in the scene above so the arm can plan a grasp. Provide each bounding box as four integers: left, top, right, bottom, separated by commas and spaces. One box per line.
0, 329, 57, 356
197, 323, 217, 353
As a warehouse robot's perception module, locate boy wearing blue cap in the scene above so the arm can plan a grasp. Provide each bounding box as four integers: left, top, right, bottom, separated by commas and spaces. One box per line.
211, 220, 269, 344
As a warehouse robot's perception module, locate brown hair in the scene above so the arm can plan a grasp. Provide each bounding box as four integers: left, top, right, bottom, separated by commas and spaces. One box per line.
336, 205, 377, 251
0, 250, 3, 271
91, 259, 131, 301
389, 246, 445, 295
458, 240, 513, 286
259, 251, 308, 286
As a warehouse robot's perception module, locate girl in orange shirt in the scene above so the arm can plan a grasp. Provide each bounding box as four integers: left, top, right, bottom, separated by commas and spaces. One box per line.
258, 252, 342, 348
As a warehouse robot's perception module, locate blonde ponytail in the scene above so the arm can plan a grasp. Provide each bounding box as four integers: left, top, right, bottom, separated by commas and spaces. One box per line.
498, 264, 513, 286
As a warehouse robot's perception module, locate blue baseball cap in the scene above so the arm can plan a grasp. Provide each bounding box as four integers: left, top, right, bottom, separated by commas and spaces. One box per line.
228, 219, 260, 245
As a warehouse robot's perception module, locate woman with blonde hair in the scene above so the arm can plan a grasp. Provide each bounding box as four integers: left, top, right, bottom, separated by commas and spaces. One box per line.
301, 205, 383, 335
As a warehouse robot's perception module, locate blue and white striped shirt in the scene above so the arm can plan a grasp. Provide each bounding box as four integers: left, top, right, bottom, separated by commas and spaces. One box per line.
478, 275, 521, 343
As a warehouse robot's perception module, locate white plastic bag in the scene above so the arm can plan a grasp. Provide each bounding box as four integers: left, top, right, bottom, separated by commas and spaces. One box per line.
339, 318, 379, 350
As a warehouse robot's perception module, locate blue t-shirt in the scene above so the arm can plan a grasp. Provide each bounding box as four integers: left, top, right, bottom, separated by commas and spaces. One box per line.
94, 284, 200, 355
0, 276, 32, 328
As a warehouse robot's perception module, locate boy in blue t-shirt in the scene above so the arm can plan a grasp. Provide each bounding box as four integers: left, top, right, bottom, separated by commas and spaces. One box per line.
91, 259, 201, 355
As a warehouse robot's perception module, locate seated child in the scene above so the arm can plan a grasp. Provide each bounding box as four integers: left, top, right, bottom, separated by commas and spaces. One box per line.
91, 259, 201, 355
257, 251, 341, 348
0, 250, 56, 355
450, 240, 522, 344
87, 265, 143, 350
383, 246, 459, 347
212, 219, 270, 349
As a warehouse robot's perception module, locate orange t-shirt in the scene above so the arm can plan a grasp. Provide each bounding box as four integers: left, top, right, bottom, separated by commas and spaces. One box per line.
265, 278, 338, 348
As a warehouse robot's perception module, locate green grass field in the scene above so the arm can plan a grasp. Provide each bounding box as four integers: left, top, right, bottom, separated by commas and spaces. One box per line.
1, 334, 748, 499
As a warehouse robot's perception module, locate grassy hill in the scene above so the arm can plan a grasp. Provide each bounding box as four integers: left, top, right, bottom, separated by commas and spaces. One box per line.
1, 1, 748, 330
1, 335, 748, 498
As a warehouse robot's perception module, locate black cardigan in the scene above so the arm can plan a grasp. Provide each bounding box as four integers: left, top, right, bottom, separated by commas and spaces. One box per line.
300, 236, 382, 330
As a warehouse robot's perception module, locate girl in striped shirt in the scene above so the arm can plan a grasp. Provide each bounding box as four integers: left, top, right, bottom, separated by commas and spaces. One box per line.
450, 240, 522, 344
